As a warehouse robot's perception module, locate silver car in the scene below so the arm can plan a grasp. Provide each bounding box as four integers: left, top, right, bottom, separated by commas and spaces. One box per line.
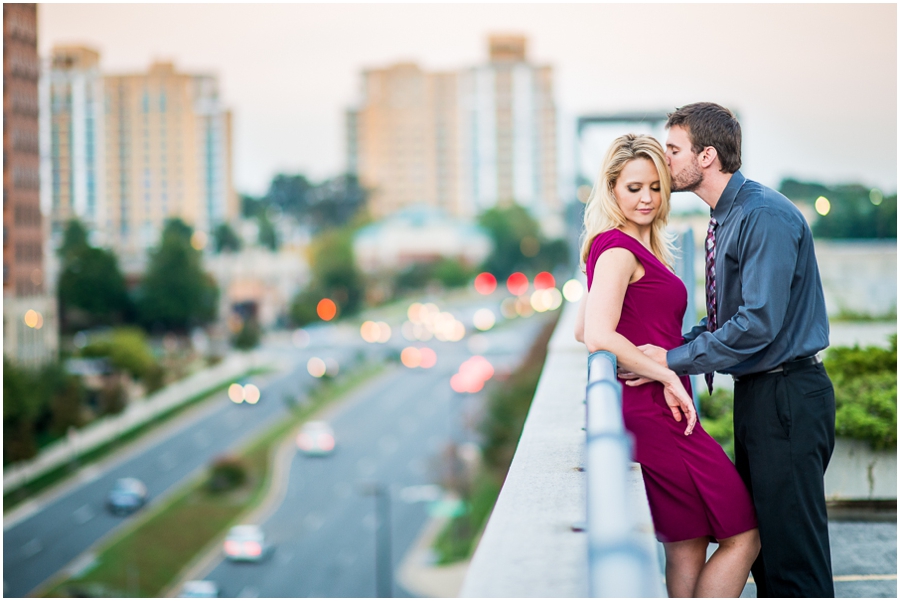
106, 477, 148, 515
177, 580, 219, 598
223, 525, 270, 562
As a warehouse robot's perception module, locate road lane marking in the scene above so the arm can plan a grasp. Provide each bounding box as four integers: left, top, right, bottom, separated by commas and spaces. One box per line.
72, 504, 95, 525
21, 538, 42, 558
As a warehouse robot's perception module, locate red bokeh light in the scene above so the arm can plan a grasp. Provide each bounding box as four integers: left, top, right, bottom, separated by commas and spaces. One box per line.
450, 355, 494, 393
317, 298, 337, 321
474, 272, 497, 295
534, 271, 555, 290
419, 347, 437, 369
506, 272, 529, 296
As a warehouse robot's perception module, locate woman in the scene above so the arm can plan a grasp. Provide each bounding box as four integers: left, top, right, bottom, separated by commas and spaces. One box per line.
574, 134, 760, 598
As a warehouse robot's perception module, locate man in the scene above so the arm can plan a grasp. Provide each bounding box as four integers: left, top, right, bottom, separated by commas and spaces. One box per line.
634, 102, 836, 597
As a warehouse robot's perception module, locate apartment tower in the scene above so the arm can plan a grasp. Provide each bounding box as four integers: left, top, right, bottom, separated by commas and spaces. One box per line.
348, 35, 558, 225
4, 3, 58, 365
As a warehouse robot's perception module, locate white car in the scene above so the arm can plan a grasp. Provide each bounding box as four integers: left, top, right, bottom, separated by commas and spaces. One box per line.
178, 580, 219, 598
223, 525, 270, 562
296, 421, 336, 456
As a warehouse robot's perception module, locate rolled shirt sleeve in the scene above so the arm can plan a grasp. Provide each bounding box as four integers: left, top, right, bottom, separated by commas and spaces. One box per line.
668, 208, 800, 376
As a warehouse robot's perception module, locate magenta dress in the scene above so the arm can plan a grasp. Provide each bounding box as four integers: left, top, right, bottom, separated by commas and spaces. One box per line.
587, 229, 757, 543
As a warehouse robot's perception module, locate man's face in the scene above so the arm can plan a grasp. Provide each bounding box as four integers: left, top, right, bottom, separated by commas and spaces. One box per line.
665, 125, 703, 192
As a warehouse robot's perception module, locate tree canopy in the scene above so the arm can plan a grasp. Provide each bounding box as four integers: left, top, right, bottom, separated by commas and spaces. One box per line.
136, 219, 219, 332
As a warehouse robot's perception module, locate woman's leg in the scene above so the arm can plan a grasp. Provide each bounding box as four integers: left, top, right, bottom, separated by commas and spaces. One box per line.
663, 537, 709, 598
694, 528, 761, 597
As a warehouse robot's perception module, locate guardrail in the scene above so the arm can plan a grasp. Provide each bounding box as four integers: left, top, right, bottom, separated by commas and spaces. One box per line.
586, 351, 662, 597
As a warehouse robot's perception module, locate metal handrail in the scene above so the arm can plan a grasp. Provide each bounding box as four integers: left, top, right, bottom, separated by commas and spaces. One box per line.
585, 350, 660, 597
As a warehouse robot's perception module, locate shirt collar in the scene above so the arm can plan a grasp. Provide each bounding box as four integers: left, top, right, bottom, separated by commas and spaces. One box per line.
711, 169, 746, 223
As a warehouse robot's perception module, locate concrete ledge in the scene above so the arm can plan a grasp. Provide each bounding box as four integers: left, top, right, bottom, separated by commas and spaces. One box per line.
826, 438, 897, 501
460, 298, 662, 597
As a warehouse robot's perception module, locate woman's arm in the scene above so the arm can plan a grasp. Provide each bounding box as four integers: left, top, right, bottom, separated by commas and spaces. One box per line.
584, 247, 697, 434
574, 293, 587, 343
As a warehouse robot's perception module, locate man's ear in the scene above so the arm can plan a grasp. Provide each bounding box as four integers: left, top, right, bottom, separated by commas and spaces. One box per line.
698, 146, 718, 169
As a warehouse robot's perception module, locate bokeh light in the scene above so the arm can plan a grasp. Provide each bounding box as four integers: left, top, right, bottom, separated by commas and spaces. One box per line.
325, 358, 340, 377
360, 321, 380, 343
451, 355, 495, 393
474, 272, 497, 295
815, 196, 831, 216
228, 383, 245, 403
473, 308, 496, 331
401, 346, 422, 368
317, 298, 338, 321
244, 384, 261, 404
24, 309, 39, 328
516, 295, 534, 317
506, 272, 529, 296
376, 321, 392, 343
534, 271, 555, 290
292, 328, 310, 348
307, 357, 327, 378
419, 347, 437, 368
500, 297, 518, 319
562, 279, 584, 303
190, 231, 208, 250
870, 188, 884, 206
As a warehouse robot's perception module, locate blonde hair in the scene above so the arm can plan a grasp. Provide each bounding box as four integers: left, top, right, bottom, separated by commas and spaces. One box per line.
579, 134, 676, 270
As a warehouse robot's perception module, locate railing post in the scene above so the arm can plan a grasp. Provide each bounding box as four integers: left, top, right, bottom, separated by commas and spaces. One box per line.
585, 350, 660, 597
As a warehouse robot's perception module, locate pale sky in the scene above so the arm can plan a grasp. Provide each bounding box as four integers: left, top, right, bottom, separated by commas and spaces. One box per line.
39, 3, 898, 199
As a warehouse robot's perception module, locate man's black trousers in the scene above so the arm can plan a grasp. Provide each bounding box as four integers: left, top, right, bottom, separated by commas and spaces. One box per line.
733, 361, 836, 598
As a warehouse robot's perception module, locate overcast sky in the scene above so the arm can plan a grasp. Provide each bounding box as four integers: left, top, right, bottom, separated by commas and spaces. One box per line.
39, 3, 897, 199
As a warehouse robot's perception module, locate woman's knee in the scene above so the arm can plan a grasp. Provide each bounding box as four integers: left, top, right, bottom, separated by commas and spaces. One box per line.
719, 528, 760, 558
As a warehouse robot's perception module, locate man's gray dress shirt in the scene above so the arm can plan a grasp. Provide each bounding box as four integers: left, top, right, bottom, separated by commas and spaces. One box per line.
667, 170, 830, 377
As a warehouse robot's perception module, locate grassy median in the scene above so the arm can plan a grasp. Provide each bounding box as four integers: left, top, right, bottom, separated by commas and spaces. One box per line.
39, 361, 387, 598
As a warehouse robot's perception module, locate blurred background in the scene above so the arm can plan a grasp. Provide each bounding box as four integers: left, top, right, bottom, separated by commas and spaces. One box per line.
3, 3, 896, 598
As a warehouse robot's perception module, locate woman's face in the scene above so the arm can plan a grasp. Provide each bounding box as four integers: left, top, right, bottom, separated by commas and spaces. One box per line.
613, 158, 662, 228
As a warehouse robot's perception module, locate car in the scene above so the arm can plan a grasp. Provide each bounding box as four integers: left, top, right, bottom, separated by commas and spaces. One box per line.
106, 477, 148, 515
223, 525, 270, 562
296, 421, 336, 456
177, 580, 219, 598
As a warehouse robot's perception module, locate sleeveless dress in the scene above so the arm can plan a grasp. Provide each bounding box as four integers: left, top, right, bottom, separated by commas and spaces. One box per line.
586, 229, 757, 543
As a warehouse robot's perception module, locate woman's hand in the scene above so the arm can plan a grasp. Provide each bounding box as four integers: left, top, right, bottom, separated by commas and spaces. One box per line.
661, 374, 697, 436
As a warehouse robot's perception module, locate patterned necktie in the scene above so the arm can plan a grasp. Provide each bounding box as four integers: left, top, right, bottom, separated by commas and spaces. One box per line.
704, 216, 719, 394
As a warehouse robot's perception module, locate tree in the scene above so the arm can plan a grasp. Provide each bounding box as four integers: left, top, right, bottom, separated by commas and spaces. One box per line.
265, 173, 312, 218
477, 205, 570, 278
257, 212, 279, 251
213, 222, 242, 253
306, 174, 368, 232
57, 221, 133, 333
780, 178, 897, 239
232, 316, 261, 350
136, 219, 219, 332
309, 227, 364, 314
81, 328, 158, 382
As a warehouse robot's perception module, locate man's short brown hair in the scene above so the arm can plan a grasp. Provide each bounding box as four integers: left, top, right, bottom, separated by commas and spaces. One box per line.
666, 102, 742, 173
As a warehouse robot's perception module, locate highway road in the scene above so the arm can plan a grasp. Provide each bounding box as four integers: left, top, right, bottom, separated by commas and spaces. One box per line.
194, 315, 549, 597
3, 292, 549, 598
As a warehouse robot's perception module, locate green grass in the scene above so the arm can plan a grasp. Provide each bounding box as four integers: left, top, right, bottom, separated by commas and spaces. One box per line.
3, 367, 271, 515
38, 361, 386, 598
432, 473, 501, 565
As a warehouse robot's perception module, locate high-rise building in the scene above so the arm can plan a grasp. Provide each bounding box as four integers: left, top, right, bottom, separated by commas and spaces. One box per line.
349, 64, 460, 219
348, 35, 558, 228
40, 46, 106, 245
102, 61, 237, 256
458, 35, 558, 219
4, 3, 58, 366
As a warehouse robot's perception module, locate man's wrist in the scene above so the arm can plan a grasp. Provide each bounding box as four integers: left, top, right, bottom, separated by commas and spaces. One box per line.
666, 346, 691, 376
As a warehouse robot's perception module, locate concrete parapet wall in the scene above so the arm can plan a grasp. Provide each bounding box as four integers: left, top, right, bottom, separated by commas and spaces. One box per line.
825, 438, 897, 501
460, 298, 663, 597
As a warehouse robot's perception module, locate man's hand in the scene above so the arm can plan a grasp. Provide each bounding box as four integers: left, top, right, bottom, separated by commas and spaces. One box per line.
618, 369, 652, 387
637, 343, 668, 368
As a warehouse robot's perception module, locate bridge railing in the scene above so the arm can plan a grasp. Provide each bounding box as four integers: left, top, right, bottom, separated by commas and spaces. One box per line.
585, 350, 662, 597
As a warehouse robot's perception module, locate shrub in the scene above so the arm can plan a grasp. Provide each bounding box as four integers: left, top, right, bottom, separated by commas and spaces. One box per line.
825, 335, 897, 451
207, 455, 248, 493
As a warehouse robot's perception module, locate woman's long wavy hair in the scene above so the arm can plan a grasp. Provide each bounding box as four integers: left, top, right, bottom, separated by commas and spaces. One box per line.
579, 134, 676, 271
